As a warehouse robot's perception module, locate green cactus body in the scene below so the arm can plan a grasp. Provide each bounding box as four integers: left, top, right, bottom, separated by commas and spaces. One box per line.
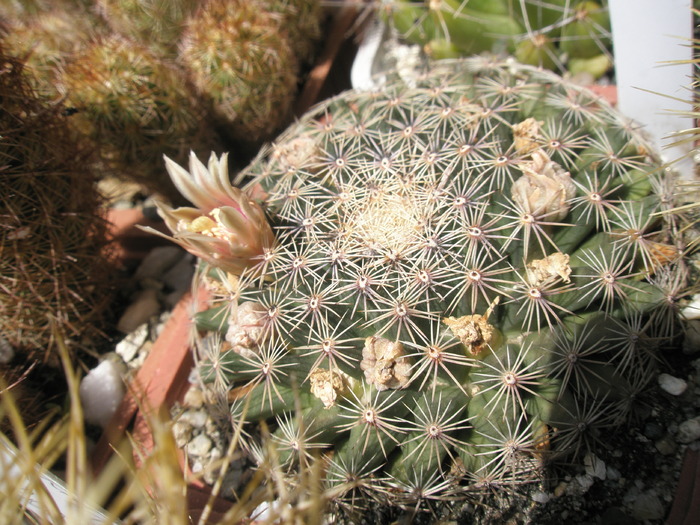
169, 57, 681, 510
387, 0, 523, 56
558, 1, 611, 59
384, 0, 612, 78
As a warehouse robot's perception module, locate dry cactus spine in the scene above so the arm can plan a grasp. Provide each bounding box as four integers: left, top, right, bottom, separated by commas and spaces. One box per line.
57, 34, 216, 203
178, 0, 300, 144
383, 0, 613, 79
158, 56, 685, 514
0, 48, 116, 374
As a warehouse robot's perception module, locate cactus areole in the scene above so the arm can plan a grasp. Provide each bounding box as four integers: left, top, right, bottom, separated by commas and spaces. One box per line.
158, 57, 682, 509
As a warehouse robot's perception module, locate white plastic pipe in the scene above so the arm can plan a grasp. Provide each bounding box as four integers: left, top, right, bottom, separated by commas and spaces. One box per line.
609, 0, 694, 178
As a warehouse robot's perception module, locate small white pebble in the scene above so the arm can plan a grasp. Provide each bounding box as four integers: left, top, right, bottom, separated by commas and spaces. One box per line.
677, 416, 700, 443
532, 491, 550, 504
658, 373, 688, 396
115, 323, 149, 363
178, 409, 209, 429
584, 452, 606, 480
574, 473, 595, 493
251, 500, 288, 523
183, 387, 205, 408
606, 465, 621, 481
187, 433, 212, 457
79, 359, 126, 428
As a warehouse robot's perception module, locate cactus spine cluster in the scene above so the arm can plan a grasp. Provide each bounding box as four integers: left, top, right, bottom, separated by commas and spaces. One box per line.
154, 55, 685, 514
384, 0, 612, 78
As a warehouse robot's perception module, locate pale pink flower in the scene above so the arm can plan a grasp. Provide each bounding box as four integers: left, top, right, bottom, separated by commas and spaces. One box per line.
142, 152, 275, 275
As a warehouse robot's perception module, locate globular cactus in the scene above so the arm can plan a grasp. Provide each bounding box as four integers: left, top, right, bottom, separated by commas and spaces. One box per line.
57, 34, 218, 203
154, 56, 684, 514
383, 0, 613, 79
178, 0, 312, 145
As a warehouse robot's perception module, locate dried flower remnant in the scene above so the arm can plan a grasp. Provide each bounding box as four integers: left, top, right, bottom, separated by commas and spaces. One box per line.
526, 252, 572, 287
143, 152, 276, 275
361, 336, 412, 391
309, 368, 349, 408
512, 118, 543, 155
511, 149, 576, 221
443, 313, 495, 356
271, 134, 319, 173
225, 301, 268, 358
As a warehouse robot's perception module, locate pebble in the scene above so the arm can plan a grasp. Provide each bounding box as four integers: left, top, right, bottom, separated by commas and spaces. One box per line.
676, 416, 700, 443
681, 294, 700, 320
178, 409, 209, 429
629, 490, 665, 521
79, 357, 127, 428
605, 465, 621, 481
172, 420, 193, 448
658, 373, 688, 396
187, 434, 213, 457
0, 336, 14, 364
643, 421, 664, 440
584, 452, 606, 480
115, 322, 149, 363
532, 491, 550, 504
184, 387, 205, 408
134, 246, 185, 282
574, 474, 595, 493
655, 435, 678, 455
117, 288, 161, 333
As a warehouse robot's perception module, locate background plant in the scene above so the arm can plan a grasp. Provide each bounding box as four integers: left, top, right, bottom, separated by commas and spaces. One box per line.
0, 0, 324, 201
381, 0, 613, 79
0, 46, 116, 401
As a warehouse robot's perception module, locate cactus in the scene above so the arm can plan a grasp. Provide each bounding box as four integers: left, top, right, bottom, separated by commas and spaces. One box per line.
382, 0, 613, 79
153, 56, 684, 514
0, 0, 105, 99
95, 0, 199, 57
178, 0, 302, 144
0, 47, 116, 369
57, 34, 218, 203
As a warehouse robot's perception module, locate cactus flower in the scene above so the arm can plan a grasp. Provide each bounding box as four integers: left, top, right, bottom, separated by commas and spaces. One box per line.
143, 152, 276, 275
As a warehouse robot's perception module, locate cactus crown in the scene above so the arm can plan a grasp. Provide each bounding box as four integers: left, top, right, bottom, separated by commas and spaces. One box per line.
169, 57, 682, 514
